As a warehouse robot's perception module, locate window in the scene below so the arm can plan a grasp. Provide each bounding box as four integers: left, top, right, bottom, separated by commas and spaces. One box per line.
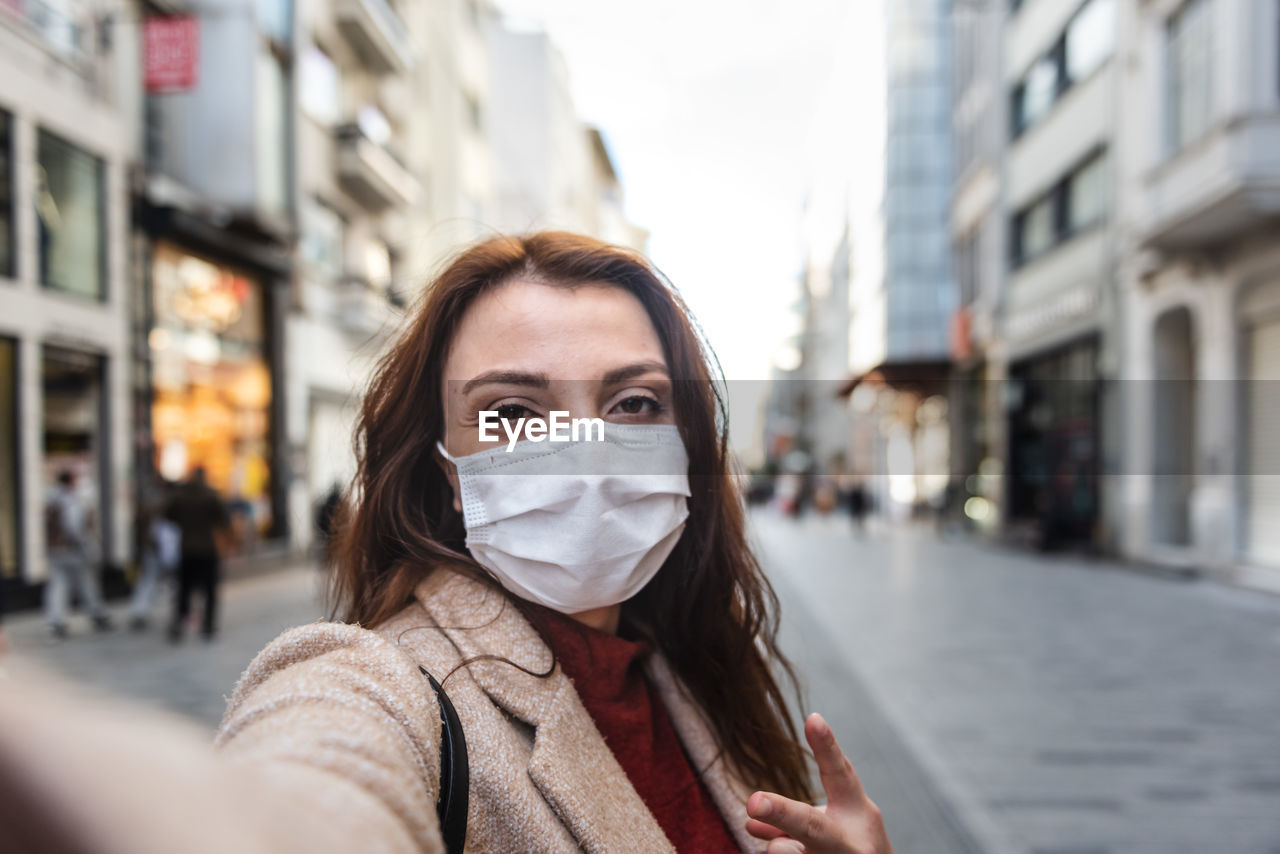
150, 244, 276, 537
357, 104, 392, 146
1067, 153, 1107, 230
255, 51, 290, 217
1011, 150, 1108, 267
300, 46, 342, 126
0, 111, 13, 279
300, 197, 345, 278
1012, 54, 1059, 134
1167, 0, 1214, 152
37, 130, 105, 300
1011, 0, 1115, 138
1015, 199, 1054, 263
1066, 0, 1115, 81
257, 0, 292, 44
363, 239, 392, 292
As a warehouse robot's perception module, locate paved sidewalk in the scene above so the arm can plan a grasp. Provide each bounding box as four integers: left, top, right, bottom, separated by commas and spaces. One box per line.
2, 566, 327, 728
754, 511, 1280, 854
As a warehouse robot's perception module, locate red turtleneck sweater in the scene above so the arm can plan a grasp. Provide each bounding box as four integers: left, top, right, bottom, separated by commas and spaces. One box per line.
536, 608, 740, 853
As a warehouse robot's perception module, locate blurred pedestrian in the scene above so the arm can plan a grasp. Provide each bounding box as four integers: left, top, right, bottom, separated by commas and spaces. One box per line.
43, 470, 112, 639
313, 483, 343, 562
165, 467, 231, 643
846, 480, 868, 535
127, 484, 181, 631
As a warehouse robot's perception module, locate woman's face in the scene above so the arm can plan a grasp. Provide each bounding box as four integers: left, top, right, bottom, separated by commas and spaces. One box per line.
440, 278, 675, 464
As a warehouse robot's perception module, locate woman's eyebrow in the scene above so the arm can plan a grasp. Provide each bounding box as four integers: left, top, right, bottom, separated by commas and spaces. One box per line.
460, 370, 550, 394
601, 361, 670, 386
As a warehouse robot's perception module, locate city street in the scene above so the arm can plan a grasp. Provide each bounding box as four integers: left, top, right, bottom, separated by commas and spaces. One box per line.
757, 512, 1280, 854
5, 517, 1280, 853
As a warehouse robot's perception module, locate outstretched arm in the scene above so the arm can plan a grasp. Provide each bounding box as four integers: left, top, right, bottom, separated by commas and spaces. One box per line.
0, 624, 447, 854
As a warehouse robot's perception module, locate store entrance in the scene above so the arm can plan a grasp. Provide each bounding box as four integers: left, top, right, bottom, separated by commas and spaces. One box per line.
41, 346, 108, 574
0, 337, 17, 582
1007, 339, 1100, 551
149, 242, 275, 554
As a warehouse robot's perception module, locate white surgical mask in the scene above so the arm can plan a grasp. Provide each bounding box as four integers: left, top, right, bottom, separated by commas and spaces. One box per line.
437, 424, 690, 613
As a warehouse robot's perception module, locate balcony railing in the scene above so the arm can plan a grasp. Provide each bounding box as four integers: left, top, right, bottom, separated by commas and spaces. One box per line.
1143, 113, 1280, 250
335, 123, 417, 211
334, 0, 413, 74
334, 275, 394, 336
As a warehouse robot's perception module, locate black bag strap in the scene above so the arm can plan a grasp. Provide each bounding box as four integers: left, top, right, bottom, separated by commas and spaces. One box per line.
420, 666, 469, 854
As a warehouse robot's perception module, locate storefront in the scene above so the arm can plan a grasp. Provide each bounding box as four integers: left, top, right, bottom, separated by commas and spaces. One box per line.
147, 242, 278, 548
1007, 336, 1101, 549
40, 345, 109, 562
0, 337, 17, 586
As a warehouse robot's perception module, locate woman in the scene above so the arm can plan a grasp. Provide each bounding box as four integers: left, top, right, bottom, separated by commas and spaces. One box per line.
3, 232, 892, 854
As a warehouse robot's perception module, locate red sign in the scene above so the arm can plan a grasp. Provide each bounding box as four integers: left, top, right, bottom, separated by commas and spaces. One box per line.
144, 15, 199, 93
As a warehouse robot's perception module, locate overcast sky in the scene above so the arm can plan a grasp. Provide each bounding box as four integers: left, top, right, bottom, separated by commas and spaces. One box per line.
493, 0, 857, 383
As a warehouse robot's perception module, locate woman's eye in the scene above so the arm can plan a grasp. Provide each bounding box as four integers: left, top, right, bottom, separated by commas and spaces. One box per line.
614, 396, 661, 416
495, 403, 530, 421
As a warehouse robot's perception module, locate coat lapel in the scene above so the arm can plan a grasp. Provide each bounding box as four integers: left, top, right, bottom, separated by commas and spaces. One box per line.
528, 676, 675, 853
644, 654, 765, 854
414, 571, 675, 853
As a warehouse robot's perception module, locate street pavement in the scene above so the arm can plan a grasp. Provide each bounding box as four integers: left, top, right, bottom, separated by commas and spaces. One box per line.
3, 566, 329, 726
4, 519, 1280, 854
755, 511, 1280, 854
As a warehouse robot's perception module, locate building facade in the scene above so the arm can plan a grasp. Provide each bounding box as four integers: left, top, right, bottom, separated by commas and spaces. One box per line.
949, 0, 1007, 532
289, 0, 421, 553
844, 0, 956, 512
994, 0, 1123, 550
487, 25, 646, 249
1120, 0, 1280, 590
134, 0, 297, 557
0, 0, 643, 607
0, 0, 134, 604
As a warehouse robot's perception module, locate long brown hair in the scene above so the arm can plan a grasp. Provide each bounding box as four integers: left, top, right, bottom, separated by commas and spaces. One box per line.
331, 231, 815, 802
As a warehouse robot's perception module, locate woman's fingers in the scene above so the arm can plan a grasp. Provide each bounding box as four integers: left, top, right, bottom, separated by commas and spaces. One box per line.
805, 712, 866, 810
746, 790, 836, 850
745, 818, 789, 840
745, 791, 791, 840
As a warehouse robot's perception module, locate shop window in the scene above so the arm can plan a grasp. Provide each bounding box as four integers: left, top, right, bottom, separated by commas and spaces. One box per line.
150, 243, 275, 542
0, 337, 17, 579
37, 130, 106, 300
0, 111, 13, 279
1166, 0, 1214, 153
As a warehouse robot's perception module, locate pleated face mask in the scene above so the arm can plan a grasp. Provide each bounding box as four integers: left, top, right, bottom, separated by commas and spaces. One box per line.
437, 423, 691, 613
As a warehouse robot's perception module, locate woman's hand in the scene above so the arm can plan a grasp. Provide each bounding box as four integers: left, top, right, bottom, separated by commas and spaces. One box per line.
744, 713, 893, 854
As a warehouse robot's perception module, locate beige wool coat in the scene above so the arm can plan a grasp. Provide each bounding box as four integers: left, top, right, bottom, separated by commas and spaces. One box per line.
215, 568, 764, 854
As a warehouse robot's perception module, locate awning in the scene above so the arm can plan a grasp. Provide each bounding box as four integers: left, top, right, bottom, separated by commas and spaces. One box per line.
836, 360, 952, 398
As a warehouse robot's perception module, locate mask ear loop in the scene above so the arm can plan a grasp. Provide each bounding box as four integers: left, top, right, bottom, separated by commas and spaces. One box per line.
436, 441, 458, 464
